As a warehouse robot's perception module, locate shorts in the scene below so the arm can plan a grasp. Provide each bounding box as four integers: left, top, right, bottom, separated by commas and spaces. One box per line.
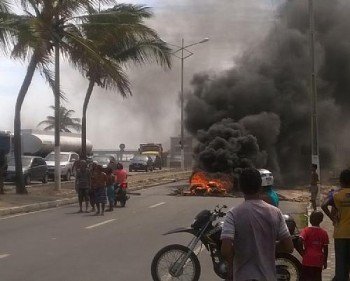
78, 189, 89, 202
301, 265, 322, 281
310, 185, 318, 200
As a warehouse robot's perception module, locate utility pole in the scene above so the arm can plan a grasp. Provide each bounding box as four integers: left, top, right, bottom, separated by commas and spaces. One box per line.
180, 38, 185, 171
309, 0, 320, 203
166, 38, 209, 170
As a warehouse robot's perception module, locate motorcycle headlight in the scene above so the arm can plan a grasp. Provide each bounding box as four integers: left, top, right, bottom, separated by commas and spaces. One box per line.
191, 210, 211, 229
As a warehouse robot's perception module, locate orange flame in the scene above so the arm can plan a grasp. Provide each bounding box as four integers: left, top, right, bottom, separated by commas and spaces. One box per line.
189, 171, 233, 195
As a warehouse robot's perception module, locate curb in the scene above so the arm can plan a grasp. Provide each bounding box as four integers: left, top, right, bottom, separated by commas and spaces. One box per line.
0, 198, 78, 216
0, 174, 190, 217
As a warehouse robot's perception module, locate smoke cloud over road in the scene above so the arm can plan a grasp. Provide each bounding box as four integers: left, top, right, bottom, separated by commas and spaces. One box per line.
187, 0, 350, 184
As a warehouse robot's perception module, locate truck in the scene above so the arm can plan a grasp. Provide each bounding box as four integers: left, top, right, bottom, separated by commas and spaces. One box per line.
139, 143, 163, 169
0, 129, 93, 158
21, 129, 93, 157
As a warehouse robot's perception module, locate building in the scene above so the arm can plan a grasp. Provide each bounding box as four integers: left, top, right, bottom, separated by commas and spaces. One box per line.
169, 136, 193, 169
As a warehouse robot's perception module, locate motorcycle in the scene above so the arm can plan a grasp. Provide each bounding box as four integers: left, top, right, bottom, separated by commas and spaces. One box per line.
151, 205, 301, 281
114, 182, 129, 207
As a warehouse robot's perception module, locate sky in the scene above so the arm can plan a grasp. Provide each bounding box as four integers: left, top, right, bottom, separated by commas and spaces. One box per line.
0, 0, 279, 150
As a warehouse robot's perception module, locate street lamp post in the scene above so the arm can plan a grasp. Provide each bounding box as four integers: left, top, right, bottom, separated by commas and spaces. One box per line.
309, 0, 321, 205
170, 38, 209, 170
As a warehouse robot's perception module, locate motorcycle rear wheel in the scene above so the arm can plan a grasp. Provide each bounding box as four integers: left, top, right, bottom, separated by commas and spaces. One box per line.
151, 244, 201, 281
120, 199, 126, 207
276, 253, 301, 281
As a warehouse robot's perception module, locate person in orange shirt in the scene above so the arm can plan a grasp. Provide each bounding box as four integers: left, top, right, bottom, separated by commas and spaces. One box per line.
114, 162, 127, 184
113, 163, 128, 207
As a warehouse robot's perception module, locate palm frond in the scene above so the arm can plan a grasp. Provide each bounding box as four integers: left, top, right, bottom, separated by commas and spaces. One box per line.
0, 0, 10, 13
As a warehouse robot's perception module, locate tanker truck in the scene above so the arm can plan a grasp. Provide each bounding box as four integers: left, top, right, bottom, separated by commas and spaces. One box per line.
21, 129, 93, 157
1, 129, 93, 181
1, 129, 93, 157
21, 130, 93, 180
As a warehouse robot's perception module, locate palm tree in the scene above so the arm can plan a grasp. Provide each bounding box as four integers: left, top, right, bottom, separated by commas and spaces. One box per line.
0, 0, 131, 193
37, 105, 82, 133
0, 1, 53, 193
76, 4, 172, 159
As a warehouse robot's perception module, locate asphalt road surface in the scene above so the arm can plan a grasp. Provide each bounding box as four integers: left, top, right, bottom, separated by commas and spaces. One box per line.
0, 181, 303, 281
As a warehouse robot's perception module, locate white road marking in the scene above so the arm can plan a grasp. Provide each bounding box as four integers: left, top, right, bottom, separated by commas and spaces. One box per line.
149, 202, 166, 208
85, 219, 116, 229
0, 254, 10, 259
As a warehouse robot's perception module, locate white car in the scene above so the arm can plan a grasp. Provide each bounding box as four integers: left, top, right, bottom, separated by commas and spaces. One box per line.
45, 152, 79, 181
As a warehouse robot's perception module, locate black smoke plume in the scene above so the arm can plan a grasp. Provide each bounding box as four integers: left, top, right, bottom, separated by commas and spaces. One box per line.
186, 0, 350, 185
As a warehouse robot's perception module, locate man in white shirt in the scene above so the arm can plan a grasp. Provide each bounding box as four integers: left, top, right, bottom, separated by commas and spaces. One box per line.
221, 168, 293, 281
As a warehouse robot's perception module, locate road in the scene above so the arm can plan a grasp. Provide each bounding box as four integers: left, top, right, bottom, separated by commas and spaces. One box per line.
0, 181, 303, 281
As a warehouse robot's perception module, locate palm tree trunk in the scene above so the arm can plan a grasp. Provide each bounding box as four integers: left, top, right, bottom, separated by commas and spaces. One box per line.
14, 53, 39, 194
81, 79, 95, 160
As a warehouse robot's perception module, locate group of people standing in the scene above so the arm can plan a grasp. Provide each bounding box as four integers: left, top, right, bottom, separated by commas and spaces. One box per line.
220, 167, 350, 281
74, 160, 127, 216
291, 164, 349, 281
307, 164, 350, 281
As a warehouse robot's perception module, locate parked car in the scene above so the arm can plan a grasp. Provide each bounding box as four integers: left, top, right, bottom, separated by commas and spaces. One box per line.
148, 155, 162, 170
129, 154, 153, 172
92, 154, 117, 171
5, 156, 48, 185
45, 152, 79, 181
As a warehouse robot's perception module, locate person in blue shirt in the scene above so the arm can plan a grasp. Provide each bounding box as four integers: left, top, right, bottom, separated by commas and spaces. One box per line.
259, 169, 279, 207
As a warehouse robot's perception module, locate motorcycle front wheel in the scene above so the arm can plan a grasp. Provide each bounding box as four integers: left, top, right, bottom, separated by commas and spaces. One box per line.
151, 244, 201, 281
276, 253, 301, 281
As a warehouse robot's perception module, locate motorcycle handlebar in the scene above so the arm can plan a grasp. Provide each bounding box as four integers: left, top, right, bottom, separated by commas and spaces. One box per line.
213, 205, 227, 218
218, 211, 226, 218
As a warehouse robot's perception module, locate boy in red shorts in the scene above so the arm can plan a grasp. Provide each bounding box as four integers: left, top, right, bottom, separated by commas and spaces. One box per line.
299, 211, 329, 281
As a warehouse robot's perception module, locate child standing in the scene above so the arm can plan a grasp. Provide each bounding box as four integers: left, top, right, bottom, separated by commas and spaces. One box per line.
299, 211, 329, 281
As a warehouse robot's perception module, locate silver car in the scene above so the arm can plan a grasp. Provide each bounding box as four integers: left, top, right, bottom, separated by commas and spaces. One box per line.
45, 152, 79, 181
